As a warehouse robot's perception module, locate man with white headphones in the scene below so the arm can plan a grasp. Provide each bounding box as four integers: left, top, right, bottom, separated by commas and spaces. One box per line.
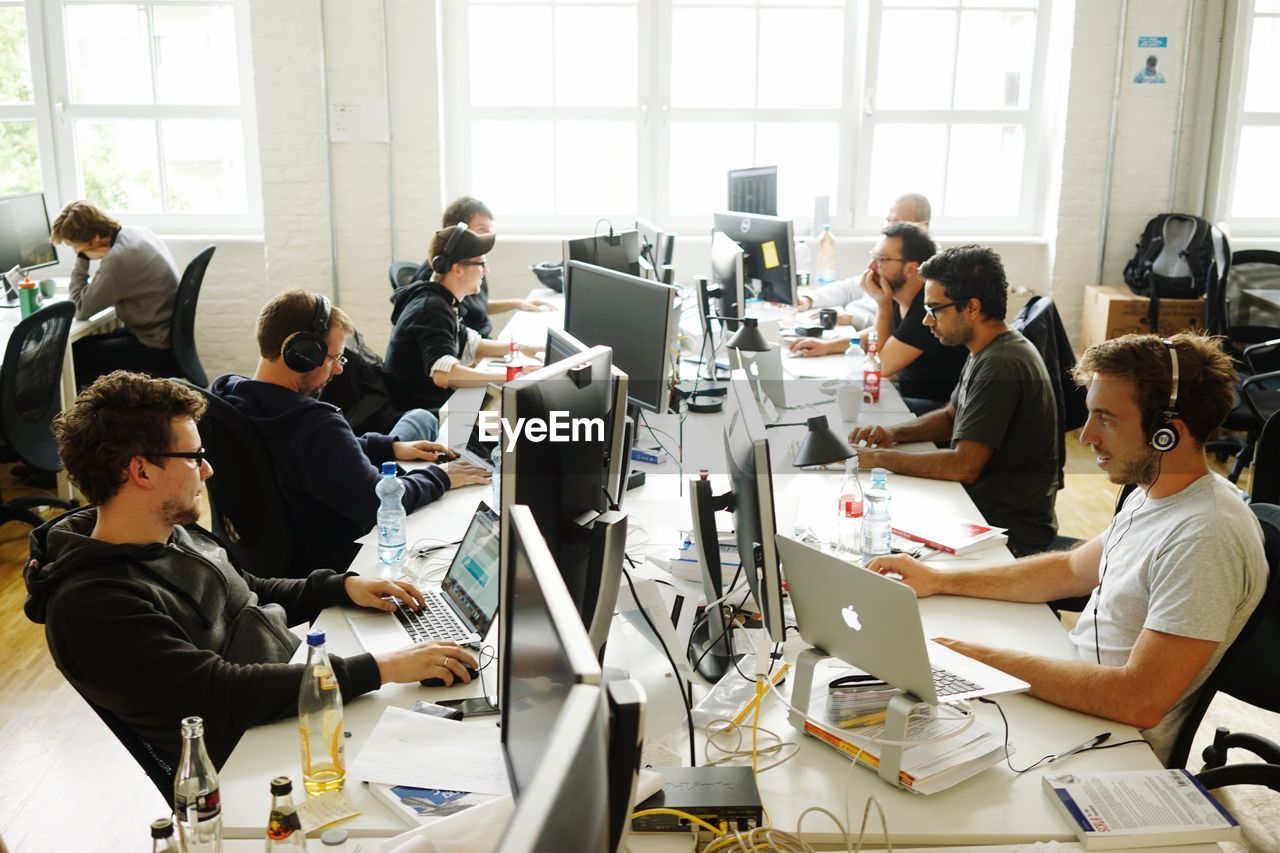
866, 333, 1267, 763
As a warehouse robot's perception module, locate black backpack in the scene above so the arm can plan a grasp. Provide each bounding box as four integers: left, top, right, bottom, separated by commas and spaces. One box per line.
318, 330, 403, 435
1122, 213, 1224, 332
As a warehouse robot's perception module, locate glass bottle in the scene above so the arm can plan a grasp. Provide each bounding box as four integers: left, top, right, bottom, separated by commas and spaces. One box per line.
836, 453, 864, 556
150, 816, 181, 853
174, 716, 223, 852
298, 630, 346, 794
863, 331, 882, 403
265, 776, 308, 851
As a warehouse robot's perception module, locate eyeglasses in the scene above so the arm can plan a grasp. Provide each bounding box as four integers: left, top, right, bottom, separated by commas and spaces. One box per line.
868, 252, 906, 266
459, 260, 488, 268
923, 301, 960, 319
325, 352, 348, 366
151, 448, 208, 467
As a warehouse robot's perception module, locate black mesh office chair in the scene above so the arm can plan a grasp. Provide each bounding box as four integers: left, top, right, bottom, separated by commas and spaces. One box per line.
388, 261, 419, 291
168, 245, 216, 388
1, 302, 78, 528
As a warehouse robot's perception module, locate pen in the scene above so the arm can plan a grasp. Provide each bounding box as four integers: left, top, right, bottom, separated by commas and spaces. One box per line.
1049, 731, 1111, 763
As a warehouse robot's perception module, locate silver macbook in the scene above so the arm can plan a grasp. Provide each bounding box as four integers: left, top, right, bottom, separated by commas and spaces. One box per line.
737, 346, 832, 414
775, 534, 1028, 704
451, 384, 502, 471
348, 503, 501, 654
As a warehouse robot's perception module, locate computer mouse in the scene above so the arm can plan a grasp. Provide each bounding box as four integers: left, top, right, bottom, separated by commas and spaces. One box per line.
784, 349, 804, 358
420, 664, 480, 688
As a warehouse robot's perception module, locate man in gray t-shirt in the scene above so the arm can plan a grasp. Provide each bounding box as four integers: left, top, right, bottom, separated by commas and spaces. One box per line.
865, 333, 1267, 765
849, 244, 1058, 556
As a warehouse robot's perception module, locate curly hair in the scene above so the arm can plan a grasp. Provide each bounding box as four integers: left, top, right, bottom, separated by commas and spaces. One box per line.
51, 371, 207, 505
50, 200, 121, 245
1072, 333, 1237, 444
918, 244, 1009, 320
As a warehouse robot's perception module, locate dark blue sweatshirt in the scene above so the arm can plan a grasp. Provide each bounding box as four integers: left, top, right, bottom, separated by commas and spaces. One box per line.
211, 375, 451, 574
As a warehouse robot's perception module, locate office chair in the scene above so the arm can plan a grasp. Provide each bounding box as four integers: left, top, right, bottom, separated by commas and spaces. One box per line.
168, 245, 215, 388
178, 378, 300, 578
1, 302, 78, 528
1167, 503, 1280, 771
85, 698, 174, 801
1252, 410, 1280, 505
388, 260, 419, 291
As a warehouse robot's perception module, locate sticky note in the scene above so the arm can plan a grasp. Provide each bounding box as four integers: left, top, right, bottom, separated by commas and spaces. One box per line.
762, 240, 780, 270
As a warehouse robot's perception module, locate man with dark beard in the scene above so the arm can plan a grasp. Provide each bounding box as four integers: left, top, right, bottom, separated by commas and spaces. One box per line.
789, 223, 967, 413
862, 333, 1267, 764
213, 290, 488, 576
24, 372, 479, 771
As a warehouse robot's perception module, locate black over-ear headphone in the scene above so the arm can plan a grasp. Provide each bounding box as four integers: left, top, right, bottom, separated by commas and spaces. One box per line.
1148, 339, 1180, 453
281, 293, 332, 373
430, 222, 470, 276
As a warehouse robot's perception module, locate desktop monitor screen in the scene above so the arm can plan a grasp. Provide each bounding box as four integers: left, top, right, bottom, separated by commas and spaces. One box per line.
727, 165, 777, 216
563, 261, 675, 414
709, 230, 746, 332
563, 230, 641, 278
0, 193, 58, 275
545, 326, 589, 366
713, 211, 797, 306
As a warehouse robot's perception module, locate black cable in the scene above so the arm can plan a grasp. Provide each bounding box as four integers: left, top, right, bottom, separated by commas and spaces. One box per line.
978, 697, 1143, 773
1093, 456, 1158, 664
622, 562, 697, 768
638, 409, 680, 466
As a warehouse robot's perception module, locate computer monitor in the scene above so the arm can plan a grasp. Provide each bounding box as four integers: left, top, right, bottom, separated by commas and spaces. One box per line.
713, 211, 797, 306
727, 165, 777, 216
500, 346, 628, 657
709, 230, 746, 333
564, 261, 676, 415
0, 193, 58, 281
635, 218, 676, 284
687, 369, 785, 681
563, 230, 642, 278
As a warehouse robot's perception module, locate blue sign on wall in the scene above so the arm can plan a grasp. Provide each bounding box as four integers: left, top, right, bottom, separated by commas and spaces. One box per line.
1137, 36, 1168, 48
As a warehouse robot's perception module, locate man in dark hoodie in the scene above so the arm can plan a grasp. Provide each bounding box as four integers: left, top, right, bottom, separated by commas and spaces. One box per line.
386, 224, 543, 414
212, 290, 490, 575
24, 371, 478, 771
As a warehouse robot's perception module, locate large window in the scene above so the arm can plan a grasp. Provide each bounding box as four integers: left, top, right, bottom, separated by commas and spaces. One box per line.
443, 0, 1051, 235
0, 0, 259, 232
1221, 0, 1280, 235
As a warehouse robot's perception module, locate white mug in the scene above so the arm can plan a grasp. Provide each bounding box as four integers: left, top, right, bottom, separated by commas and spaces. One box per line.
837, 382, 873, 423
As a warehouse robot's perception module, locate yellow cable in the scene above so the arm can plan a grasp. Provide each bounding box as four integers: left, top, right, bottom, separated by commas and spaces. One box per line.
631, 808, 726, 837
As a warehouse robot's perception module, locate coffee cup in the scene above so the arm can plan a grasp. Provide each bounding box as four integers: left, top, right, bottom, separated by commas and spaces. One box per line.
837, 382, 873, 423
39, 279, 57, 298
818, 308, 838, 330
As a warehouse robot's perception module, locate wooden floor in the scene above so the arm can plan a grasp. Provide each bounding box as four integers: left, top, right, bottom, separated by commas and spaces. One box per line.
0, 437, 1274, 851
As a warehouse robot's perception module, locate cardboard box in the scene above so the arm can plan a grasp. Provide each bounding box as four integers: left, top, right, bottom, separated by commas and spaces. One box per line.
1080, 285, 1207, 352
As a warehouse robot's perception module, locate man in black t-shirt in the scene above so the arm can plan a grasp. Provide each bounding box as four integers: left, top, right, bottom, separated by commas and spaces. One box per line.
791, 223, 967, 413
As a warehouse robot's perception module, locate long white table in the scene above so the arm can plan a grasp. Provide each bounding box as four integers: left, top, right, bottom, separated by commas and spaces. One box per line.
217, 292, 1219, 850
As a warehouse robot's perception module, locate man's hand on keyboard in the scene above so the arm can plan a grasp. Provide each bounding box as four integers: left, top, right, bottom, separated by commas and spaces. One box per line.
344, 576, 426, 612
443, 461, 492, 489
376, 641, 478, 687
393, 440, 459, 463
864, 553, 942, 598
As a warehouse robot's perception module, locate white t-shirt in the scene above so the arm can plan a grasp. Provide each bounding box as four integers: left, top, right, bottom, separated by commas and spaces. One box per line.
1069, 473, 1267, 763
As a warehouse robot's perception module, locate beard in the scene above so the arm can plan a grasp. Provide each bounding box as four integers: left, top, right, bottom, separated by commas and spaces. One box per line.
886, 270, 908, 293
1104, 446, 1160, 486
160, 497, 201, 528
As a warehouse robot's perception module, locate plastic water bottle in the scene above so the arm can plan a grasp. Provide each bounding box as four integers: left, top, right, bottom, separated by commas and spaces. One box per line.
794, 238, 812, 283
815, 225, 837, 284
298, 630, 345, 795
861, 468, 892, 562
174, 716, 222, 852
490, 443, 502, 510
844, 332, 862, 376
836, 453, 863, 556
863, 331, 882, 403
375, 461, 406, 570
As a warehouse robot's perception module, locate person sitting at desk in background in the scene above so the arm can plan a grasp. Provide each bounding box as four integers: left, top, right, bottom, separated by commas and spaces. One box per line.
212, 290, 489, 576
412, 196, 554, 338
387, 224, 544, 415
789, 223, 967, 415
848, 245, 1059, 556
50, 200, 180, 387
865, 333, 1267, 764
23, 371, 478, 770
794, 192, 932, 327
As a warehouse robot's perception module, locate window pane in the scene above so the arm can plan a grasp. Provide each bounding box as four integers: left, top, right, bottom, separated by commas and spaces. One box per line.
154, 5, 239, 105
76, 120, 161, 211
472, 119, 554, 215
555, 120, 636, 214
162, 120, 246, 213
866, 124, 945, 217
0, 120, 40, 194
671, 8, 756, 108
554, 6, 636, 107
755, 121, 840, 215
65, 5, 153, 104
1231, 127, 1280, 219
953, 11, 1036, 110
668, 121, 753, 214
469, 6, 553, 107
875, 10, 955, 110
1254, 0, 1280, 11
1243, 15, 1280, 113
962, 0, 1038, 7
0, 6, 34, 103
944, 124, 1024, 217
758, 9, 843, 108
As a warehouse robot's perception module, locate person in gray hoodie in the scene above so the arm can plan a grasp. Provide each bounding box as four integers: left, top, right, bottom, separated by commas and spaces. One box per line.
24, 371, 478, 771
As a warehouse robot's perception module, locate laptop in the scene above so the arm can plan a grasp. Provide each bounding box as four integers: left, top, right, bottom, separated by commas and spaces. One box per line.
736, 346, 832, 414
450, 384, 502, 471
775, 534, 1029, 704
347, 502, 501, 654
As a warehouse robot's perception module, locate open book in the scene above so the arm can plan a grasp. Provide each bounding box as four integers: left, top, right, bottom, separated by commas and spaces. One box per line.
892, 513, 1008, 556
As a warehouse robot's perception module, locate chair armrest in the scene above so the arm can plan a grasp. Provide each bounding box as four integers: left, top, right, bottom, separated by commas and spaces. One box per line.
1244, 337, 1280, 375
1241, 369, 1280, 423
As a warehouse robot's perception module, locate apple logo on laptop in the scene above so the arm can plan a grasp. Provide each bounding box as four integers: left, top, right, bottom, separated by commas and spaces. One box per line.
841, 605, 862, 631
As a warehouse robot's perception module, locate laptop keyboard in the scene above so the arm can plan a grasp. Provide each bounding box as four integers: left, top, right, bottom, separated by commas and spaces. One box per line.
393, 593, 472, 644
932, 665, 982, 697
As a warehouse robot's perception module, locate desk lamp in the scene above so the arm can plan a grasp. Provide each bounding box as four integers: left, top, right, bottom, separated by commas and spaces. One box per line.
706, 315, 770, 352
765, 415, 854, 467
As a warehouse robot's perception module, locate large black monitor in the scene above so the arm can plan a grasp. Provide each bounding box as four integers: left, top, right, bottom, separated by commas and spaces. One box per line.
563, 229, 641, 278
713, 211, 797, 306
0, 193, 58, 278
709, 230, 746, 333
728, 165, 777, 216
635, 217, 675, 283
564, 261, 676, 415
500, 346, 628, 656
687, 369, 785, 681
